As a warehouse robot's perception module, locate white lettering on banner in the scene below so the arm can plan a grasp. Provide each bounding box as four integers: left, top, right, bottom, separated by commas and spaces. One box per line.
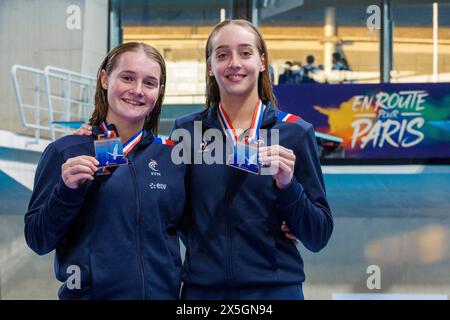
351, 91, 428, 149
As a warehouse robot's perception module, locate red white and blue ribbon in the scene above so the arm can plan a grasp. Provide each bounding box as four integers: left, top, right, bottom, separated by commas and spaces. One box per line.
277, 111, 300, 123
100, 120, 117, 138
122, 130, 144, 155
153, 136, 175, 146
100, 120, 143, 155
217, 99, 265, 149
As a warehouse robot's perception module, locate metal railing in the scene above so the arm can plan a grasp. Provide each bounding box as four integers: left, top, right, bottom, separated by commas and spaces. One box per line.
44, 66, 96, 140
11, 64, 96, 143
11, 65, 49, 146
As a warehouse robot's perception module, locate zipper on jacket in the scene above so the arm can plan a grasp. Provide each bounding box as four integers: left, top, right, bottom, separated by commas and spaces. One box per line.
224, 173, 235, 289
226, 211, 234, 289
128, 157, 147, 299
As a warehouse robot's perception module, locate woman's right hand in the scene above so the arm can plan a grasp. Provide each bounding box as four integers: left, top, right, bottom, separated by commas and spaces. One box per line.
62, 156, 99, 189
72, 124, 93, 136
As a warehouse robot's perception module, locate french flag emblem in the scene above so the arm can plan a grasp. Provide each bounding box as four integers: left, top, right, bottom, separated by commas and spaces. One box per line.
277, 111, 301, 123
153, 136, 175, 146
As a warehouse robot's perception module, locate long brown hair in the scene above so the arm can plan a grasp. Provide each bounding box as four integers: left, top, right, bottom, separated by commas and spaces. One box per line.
205, 19, 277, 109
90, 42, 166, 134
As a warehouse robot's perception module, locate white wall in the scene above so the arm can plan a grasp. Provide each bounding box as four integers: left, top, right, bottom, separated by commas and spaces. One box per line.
0, 0, 108, 134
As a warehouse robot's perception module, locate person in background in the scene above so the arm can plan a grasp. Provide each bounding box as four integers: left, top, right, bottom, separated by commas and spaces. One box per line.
303, 54, 317, 74
278, 61, 294, 84
340, 58, 351, 71
332, 52, 350, 71
301, 55, 318, 84
291, 61, 304, 84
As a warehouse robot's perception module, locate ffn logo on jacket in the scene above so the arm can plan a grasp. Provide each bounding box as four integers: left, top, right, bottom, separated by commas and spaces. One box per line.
148, 159, 161, 176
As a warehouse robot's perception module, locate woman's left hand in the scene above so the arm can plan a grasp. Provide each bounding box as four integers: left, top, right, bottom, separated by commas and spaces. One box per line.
281, 221, 298, 244
259, 145, 296, 189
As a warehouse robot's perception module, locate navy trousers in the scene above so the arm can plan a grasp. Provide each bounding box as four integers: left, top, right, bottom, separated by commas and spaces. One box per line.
181, 284, 304, 300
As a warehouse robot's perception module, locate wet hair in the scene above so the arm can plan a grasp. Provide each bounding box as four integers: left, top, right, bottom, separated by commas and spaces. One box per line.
90, 42, 166, 134
205, 19, 277, 109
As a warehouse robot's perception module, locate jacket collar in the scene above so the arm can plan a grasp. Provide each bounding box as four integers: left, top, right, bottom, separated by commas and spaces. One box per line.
201, 101, 279, 129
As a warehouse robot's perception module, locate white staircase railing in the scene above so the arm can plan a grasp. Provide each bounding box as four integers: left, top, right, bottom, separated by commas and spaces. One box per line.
11, 64, 96, 143
11, 65, 48, 146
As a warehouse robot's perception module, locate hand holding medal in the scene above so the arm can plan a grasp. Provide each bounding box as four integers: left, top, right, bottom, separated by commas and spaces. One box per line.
73, 121, 144, 176
94, 120, 143, 175
62, 155, 99, 189
259, 144, 296, 189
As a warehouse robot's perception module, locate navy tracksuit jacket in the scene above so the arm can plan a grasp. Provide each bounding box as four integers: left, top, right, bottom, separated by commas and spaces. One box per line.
172, 103, 333, 293
25, 126, 186, 299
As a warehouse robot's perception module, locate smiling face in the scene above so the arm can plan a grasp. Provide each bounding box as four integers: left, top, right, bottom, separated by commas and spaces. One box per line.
208, 24, 265, 102
100, 49, 161, 126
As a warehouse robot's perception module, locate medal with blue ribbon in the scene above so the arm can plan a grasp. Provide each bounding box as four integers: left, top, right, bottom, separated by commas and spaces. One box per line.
217, 99, 265, 174
94, 120, 143, 175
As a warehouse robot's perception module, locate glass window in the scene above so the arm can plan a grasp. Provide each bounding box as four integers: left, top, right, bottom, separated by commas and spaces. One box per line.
256, 0, 381, 84
121, 0, 232, 106
392, 1, 450, 83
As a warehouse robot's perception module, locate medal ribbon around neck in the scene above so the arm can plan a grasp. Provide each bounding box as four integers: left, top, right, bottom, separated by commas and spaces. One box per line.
217, 99, 265, 150
100, 120, 143, 155
99, 120, 116, 138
